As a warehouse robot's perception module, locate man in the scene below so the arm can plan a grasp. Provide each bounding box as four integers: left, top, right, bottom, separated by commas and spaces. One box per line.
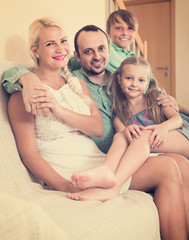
2, 25, 185, 153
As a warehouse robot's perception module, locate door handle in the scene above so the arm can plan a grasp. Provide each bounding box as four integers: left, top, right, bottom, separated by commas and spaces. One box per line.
156, 66, 168, 70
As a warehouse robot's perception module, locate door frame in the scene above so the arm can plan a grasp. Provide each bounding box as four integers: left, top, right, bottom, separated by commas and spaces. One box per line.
123, 0, 176, 96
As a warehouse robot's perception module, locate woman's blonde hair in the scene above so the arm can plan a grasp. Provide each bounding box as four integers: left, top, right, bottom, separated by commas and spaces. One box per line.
29, 17, 92, 105
107, 56, 166, 126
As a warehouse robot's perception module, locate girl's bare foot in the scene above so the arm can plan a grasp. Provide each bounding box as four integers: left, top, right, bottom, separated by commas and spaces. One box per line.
71, 165, 116, 189
67, 187, 120, 202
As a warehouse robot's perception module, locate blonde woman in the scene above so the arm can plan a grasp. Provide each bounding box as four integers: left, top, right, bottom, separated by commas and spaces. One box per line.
8, 17, 106, 193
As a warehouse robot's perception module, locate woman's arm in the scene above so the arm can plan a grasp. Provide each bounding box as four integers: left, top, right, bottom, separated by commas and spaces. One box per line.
8, 92, 78, 193
33, 79, 104, 138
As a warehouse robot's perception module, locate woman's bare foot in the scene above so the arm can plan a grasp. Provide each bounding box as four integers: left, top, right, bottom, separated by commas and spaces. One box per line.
71, 165, 116, 189
67, 187, 120, 202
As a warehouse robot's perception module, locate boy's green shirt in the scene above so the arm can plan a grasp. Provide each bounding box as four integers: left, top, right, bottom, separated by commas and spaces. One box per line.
107, 42, 135, 73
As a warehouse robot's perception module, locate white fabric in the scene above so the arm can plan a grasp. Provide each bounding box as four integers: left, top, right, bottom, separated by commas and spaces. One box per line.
0, 60, 160, 240
35, 80, 132, 188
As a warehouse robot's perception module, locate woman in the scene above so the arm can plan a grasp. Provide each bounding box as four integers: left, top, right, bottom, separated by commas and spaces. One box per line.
8, 18, 188, 240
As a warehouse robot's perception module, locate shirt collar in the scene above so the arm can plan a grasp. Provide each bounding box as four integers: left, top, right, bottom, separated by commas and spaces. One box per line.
111, 42, 130, 54
80, 67, 111, 86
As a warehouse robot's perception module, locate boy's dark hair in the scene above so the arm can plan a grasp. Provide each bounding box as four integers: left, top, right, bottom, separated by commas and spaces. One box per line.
74, 25, 109, 56
106, 9, 138, 33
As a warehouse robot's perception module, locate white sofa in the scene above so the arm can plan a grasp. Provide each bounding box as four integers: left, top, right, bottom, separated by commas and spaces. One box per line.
0, 60, 161, 240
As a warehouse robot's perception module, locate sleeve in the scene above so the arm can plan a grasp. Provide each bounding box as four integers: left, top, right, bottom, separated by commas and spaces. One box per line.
2, 66, 34, 94
68, 55, 81, 72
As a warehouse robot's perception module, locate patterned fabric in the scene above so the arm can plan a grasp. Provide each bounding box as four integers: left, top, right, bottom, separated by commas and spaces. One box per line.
130, 109, 189, 140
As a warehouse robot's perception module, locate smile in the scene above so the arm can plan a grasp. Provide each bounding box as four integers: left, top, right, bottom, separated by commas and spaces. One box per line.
129, 88, 138, 92
53, 54, 66, 61
119, 38, 130, 41
91, 60, 104, 68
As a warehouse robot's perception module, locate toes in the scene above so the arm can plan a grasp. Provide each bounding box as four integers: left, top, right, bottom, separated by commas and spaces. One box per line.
67, 192, 80, 201
71, 174, 79, 186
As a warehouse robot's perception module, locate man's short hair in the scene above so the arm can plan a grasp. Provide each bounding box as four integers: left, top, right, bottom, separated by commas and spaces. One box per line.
74, 25, 109, 56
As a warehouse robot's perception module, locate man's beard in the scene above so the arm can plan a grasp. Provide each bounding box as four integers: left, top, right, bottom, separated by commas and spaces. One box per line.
83, 67, 105, 75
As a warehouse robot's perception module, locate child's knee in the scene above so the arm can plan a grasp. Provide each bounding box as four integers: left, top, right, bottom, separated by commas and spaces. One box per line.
113, 132, 128, 146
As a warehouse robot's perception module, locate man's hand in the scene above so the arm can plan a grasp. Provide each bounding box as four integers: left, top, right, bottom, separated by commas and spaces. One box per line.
19, 73, 50, 116
157, 88, 179, 112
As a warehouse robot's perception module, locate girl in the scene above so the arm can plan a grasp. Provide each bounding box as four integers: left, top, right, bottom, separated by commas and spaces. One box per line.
71, 56, 189, 191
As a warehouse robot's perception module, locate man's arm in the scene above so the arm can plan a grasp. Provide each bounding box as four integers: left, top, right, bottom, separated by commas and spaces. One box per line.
2, 65, 34, 94
178, 104, 189, 116
1, 65, 47, 115
157, 89, 189, 116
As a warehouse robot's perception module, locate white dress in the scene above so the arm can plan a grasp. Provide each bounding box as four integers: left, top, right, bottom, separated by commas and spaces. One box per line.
35, 78, 131, 192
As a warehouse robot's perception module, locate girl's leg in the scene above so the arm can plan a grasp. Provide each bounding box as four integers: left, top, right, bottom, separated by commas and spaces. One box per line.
165, 153, 189, 236
68, 155, 187, 240
72, 132, 129, 188
72, 130, 152, 189
151, 130, 189, 158
130, 154, 187, 240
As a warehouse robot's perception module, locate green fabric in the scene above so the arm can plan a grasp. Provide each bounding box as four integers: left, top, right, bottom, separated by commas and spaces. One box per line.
72, 68, 115, 153
107, 42, 135, 73
2, 66, 34, 94
69, 55, 81, 72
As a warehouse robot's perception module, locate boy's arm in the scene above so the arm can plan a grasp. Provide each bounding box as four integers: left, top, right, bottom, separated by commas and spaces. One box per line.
2, 65, 34, 94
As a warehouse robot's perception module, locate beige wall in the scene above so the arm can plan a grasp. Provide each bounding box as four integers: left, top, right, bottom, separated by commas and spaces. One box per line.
0, 0, 106, 66
0, 0, 188, 107
175, 0, 189, 108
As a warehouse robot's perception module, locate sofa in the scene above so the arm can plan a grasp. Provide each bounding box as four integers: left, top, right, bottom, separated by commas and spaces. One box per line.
0, 60, 161, 240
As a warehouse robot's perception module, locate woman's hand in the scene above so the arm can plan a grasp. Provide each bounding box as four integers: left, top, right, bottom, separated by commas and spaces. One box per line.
123, 124, 145, 143
19, 73, 50, 116
145, 124, 168, 149
31, 86, 63, 119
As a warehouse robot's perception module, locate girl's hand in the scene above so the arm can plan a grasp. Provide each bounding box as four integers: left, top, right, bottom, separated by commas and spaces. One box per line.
31, 86, 63, 118
145, 124, 168, 149
123, 124, 145, 143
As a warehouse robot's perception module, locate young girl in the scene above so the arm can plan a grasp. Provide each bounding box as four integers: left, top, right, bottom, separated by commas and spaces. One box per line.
70, 56, 189, 192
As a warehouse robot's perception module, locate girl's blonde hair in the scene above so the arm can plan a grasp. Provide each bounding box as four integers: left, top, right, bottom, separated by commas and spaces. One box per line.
107, 56, 166, 126
29, 17, 92, 105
